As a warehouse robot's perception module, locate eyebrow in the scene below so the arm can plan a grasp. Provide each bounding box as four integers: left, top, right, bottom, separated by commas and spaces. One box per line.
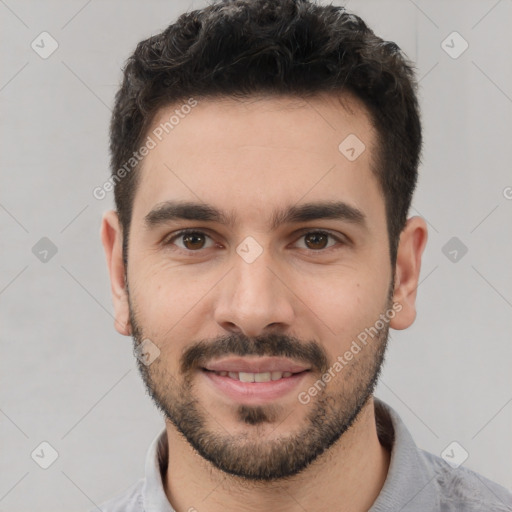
144, 200, 367, 231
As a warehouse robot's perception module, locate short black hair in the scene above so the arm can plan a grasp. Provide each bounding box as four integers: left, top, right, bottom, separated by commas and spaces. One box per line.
109, 0, 422, 265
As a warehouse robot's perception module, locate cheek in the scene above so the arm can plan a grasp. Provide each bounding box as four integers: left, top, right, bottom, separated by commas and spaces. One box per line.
296, 269, 390, 345
131, 257, 204, 312
128, 259, 221, 347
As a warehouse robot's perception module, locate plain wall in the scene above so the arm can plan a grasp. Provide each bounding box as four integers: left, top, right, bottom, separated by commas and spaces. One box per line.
1, 1, 511, 510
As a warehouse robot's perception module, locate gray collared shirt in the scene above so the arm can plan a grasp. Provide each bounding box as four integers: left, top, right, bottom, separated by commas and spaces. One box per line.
90, 398, 512, 511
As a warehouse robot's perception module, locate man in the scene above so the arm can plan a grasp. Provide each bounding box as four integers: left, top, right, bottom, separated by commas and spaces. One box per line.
96, 0, 512, 510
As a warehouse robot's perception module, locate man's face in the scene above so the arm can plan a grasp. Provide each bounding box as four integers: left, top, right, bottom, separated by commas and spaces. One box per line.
120, 94, 397, 479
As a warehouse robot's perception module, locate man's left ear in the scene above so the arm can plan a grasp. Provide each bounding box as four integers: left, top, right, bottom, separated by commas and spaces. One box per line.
390, 216, 428, 330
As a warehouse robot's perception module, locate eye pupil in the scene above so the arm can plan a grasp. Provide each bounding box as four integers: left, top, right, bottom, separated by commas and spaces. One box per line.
305, 232, 328, 249
183, 233, 205, 250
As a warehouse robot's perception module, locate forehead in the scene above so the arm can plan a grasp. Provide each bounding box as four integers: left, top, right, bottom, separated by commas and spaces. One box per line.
132, 93, 384, 230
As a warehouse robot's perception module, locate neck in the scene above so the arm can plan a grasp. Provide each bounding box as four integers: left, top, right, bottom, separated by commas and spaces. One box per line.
163, 397, 390, 512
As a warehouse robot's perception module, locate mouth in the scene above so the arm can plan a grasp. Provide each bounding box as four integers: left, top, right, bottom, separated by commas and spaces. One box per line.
199, 356, 311, 404
202, 369, 306, 382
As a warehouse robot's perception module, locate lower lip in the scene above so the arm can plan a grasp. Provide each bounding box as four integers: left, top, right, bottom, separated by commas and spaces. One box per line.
201, 369, 309, 404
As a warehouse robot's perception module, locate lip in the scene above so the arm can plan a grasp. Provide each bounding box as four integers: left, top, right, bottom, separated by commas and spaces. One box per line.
201, 369, 310, 404
202, 356, 310, 373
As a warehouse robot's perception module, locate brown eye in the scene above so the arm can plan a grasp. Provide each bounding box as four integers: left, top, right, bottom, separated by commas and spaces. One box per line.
167, 230, 215, 251
304, 232, 330, 250
294, 231, 341, 252
182, 232, 206, 250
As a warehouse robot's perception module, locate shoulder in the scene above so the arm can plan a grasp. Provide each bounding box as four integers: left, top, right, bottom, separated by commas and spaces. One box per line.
420, 449, 512, 511
86, 478, 145, 512
373, 398, 512, 511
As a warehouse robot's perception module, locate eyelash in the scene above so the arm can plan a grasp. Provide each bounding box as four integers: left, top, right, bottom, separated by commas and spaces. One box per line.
163, 228, 346, 255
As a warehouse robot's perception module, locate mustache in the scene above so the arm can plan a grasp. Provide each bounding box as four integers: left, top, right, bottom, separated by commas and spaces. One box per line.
180, 332, 329, 375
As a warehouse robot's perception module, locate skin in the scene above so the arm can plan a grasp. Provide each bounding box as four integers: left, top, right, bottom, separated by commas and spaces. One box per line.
102, 92, 428, 512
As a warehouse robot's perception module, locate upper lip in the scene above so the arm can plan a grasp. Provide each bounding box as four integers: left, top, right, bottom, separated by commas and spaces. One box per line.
202, 356, 311, 374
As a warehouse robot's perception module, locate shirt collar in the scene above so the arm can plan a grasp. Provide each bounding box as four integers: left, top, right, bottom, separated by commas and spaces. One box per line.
369, 398, 438, 511
141, 425, 175, 512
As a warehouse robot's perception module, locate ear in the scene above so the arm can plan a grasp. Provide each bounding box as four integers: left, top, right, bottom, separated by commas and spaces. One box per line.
101, 210, 132, 336
389, 216, 428, 330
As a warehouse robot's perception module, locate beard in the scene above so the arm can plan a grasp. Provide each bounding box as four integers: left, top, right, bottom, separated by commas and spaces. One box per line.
129, 294, 391, 482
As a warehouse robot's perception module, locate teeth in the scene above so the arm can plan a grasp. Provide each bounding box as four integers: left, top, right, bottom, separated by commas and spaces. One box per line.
254, 372, 271, 382
215, 370, 295, 381
239, 372, 255, 382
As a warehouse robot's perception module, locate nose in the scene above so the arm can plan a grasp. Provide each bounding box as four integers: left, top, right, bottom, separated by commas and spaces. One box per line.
214, 248, 295, 338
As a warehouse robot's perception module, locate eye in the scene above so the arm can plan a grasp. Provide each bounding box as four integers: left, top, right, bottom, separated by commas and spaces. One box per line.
163, 229, 346, 254
165, 230, 216, 251
294, 231, 342, 251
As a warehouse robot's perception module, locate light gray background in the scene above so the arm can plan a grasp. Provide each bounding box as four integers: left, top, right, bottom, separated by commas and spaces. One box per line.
1, 0, 511, 510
